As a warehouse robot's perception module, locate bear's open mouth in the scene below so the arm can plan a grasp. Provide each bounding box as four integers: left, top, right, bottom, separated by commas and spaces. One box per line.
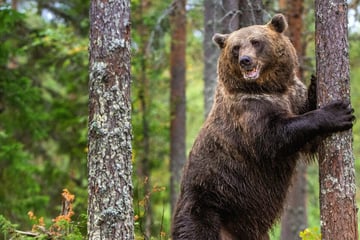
243, 64, 261, 80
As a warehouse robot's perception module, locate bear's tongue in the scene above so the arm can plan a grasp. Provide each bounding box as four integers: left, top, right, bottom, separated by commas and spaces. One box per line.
244, 67, 259, 80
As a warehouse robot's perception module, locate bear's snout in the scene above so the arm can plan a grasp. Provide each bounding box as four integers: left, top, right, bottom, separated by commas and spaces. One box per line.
239, 55, 253, 68
239, 55, 261, 80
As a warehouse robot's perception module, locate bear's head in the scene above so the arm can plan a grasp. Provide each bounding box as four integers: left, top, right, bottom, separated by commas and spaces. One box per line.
213, 14, 298, 94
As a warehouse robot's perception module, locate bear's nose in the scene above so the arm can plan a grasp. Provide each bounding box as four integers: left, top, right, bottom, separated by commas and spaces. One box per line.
239, 55, 253, 67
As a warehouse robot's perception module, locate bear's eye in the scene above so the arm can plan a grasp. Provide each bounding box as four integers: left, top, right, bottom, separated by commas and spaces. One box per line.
232, 45, 240, 57
251, 40, 261, 48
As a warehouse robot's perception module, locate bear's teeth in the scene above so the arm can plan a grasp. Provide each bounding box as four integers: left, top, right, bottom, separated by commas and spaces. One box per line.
243, 66, 260, 80
247, 68, 257, 76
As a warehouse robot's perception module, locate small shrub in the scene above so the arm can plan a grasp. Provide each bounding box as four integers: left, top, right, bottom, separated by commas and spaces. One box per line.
0, 189, 85, 239
299, 227, 321, 240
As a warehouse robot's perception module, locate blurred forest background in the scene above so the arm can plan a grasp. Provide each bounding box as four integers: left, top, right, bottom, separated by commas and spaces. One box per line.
1, 0, 360, 239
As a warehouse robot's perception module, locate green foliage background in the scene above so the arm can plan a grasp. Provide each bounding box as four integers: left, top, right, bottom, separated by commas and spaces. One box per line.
0, 1, 359, 239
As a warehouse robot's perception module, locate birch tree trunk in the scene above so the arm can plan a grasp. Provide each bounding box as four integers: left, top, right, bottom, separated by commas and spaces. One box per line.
315, 0, 358, 239
87, 0, 134, 239
170, 0, 187, 214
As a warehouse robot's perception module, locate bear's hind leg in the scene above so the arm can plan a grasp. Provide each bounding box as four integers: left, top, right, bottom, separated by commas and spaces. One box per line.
261, 233, 270, 240
172, 210, 221, 240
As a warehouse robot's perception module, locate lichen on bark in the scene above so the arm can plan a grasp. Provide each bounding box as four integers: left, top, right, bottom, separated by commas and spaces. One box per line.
88, 0, 134, 239
315, 0, 358, 239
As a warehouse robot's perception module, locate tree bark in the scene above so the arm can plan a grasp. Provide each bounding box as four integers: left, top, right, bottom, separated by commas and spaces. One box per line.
203, 0, 264, 117
88, 0, 134, 239
238, 0, 264, 27
279, 0, 287, 10
11, 0, 17, 10
170, 0, 187, 215
137, 0, 152, 238
280, 165, 307, 240
280, 1, 308, 239
315, 1, 358, 239
203, 0, 222, 117
280, 0, 305, 76
203, 0, 237, 117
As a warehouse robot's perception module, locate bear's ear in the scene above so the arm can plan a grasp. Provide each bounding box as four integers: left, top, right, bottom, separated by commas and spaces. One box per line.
268, 14, 288, 33
213, 33, 229, 49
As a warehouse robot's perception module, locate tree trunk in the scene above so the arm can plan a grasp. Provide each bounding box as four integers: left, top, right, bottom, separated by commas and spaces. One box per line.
203, 0, 263, 117
315, 1, 358, 239
170, 0, 187, 215
280, 165, 307, 240
137, 0, 152, 238
238, 0, 264, 27
87, 0, 134, 239
280, 1, 308, 239
203, 0, 238, 117
11, 0, 17, 10
203, 0, 222, 117
279, 0, 287, 10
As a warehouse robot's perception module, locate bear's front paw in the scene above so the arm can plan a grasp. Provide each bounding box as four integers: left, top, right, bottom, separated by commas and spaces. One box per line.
319, 101, 355, 132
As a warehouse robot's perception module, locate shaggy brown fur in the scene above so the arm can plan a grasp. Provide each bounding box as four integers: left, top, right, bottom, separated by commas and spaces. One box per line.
171, 14, 354, 240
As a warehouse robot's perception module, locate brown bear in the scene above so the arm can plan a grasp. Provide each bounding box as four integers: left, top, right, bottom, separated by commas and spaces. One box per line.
171, 14, 354, 240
